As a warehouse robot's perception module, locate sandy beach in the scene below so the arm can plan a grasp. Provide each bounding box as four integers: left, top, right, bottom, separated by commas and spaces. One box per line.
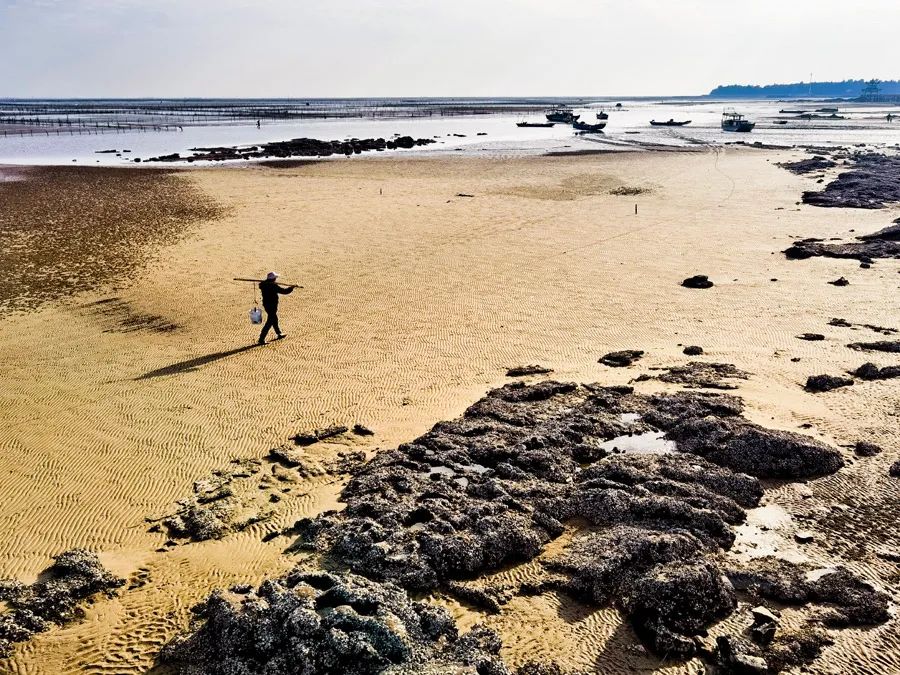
1, 148, 899, 673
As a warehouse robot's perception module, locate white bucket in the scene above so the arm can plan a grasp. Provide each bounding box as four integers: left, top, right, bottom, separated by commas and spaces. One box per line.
249, 307, 263, 324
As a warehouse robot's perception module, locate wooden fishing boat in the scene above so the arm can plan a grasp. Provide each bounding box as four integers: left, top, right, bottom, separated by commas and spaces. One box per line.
546, 107, 580, 123
573, 120, 606, 132
649, 119, 691, 127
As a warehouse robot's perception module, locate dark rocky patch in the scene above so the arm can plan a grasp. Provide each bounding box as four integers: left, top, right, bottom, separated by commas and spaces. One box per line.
161, 381, 865, 671
285, 382, 845, 659
0, 549, 124, 657
353, 424, 375, 436
890, 461, 900, 477
802, 153, 900, 208
148, 136, 436, 163
506, 365, 553, 377
159, 570, 511, 675
852, 362, 900, 380
804, 374, 854, 393
599, 350, 644, 367
655, 362, 750, 390
796, 333, 825, 341
681, 275, 714, 289
659, 409, 843, 480
848, 340, 900, 353
828, 318, 852, 328
610, 186, 650, 196
682, 345, 704, 355
626, 561, 736, 657
828, 276, 849, 286
778, 156, 837, 175
0, 167, 222, 314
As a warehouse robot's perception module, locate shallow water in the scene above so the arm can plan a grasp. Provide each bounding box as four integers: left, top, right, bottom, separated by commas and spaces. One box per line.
2, 98, 898, 166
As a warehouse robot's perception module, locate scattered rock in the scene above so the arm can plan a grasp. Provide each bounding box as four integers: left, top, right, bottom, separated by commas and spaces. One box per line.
854, 441, 882, 457
804, 374, 854, 393
682, 345, 704, 356
599, 350, 644, 367
852, 362, 900, 380
828, 318, 852, 328
749, 605, 780, 646
292, 425, 349, 446
0, 549, 124, 657
796, 333, 825, 341
828, 277, 849, 286
716, 635, 768, 674
889, 461, 900, 478
352, 424, 375, 436
506, 365, 553, 377
794, 530, 815, 543
681, 275, 714, 289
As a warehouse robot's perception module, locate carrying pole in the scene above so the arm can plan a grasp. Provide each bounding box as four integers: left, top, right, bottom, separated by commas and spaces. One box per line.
233, 277, 303, 289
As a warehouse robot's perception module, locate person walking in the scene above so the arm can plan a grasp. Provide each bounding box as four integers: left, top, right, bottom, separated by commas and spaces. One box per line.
258, 271, 293, 344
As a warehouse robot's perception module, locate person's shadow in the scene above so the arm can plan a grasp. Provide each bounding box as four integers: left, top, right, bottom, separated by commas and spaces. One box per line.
135, 344, 259, 380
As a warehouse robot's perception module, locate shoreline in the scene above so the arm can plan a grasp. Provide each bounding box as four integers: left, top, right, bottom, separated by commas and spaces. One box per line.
1, 148, 898, 673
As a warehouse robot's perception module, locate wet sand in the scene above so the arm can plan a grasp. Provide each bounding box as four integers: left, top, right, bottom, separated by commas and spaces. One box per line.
0, 149, 898, 673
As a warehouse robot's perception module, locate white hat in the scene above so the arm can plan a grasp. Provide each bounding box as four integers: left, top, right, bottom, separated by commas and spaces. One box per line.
266, 271, 279, 281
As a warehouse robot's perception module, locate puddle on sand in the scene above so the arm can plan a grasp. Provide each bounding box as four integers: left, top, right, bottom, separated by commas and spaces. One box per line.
732, 504, 809, 563
599, 431, 676, 454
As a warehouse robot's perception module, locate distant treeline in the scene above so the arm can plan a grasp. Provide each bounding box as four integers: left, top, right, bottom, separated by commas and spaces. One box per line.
709, 80, 900, 99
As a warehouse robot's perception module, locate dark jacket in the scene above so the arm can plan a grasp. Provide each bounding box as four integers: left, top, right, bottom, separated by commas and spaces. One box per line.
259, 280, 293, 311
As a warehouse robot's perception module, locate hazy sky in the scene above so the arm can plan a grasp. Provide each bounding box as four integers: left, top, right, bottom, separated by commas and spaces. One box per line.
2, 0, 898, 97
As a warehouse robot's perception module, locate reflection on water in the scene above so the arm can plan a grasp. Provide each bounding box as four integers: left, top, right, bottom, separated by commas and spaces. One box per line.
2, 98, 899, 166
599, 430, 676, 454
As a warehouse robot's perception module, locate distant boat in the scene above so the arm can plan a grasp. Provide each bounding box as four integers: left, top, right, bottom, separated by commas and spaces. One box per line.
722, 110, 755, 132
546, 107, 580, 123
596, 110, 609, 120
816, 107, 839, 113
517, 121, 555, 128
650, 119, 691, 127
573, 120, 606, 132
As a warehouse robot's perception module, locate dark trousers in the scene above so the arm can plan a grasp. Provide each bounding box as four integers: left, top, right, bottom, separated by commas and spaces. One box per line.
259, 307, 281, 341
